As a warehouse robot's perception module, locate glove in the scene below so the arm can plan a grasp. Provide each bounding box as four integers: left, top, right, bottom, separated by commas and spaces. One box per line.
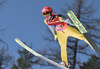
54, 34, 58, 41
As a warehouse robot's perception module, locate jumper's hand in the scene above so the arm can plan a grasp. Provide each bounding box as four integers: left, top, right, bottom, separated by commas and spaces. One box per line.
54, 34, 57, 41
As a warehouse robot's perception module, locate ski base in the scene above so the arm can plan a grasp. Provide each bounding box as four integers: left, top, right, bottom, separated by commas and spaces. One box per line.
83, 33, 100, 56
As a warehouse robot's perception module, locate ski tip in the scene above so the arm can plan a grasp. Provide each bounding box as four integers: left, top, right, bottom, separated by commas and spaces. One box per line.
15, 38, 20, 42
15, 38, 18, 40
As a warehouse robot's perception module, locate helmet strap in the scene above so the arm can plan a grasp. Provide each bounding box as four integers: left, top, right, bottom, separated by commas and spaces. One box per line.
49, 15, 54, 21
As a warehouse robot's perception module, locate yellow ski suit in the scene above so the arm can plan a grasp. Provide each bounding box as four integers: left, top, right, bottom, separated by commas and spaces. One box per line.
44, 14, 94, 66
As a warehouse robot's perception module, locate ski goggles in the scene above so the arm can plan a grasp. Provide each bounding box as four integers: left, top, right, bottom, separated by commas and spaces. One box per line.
43, 12, 50, 17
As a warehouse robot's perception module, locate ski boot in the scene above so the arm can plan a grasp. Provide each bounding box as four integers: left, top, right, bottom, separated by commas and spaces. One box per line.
60, 62, 70, 69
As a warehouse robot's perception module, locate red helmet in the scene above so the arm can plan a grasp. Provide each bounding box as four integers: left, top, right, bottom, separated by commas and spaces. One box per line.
42, 6, 53, 15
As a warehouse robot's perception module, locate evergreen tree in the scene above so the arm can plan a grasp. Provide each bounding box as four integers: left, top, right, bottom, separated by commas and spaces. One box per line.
11, 43, 40, 69
0, 47, 13, 69
79, 55, 100, 69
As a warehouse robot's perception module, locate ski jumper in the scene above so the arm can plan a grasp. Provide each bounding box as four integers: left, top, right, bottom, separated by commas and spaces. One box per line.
44, 14, 94, 66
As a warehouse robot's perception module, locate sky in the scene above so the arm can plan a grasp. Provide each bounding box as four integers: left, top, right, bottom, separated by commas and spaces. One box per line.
0, 0, 100, 69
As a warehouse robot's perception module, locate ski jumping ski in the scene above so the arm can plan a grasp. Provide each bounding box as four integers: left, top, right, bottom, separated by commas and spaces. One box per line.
15, 38, 69, 69
67, 10, 100, 57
